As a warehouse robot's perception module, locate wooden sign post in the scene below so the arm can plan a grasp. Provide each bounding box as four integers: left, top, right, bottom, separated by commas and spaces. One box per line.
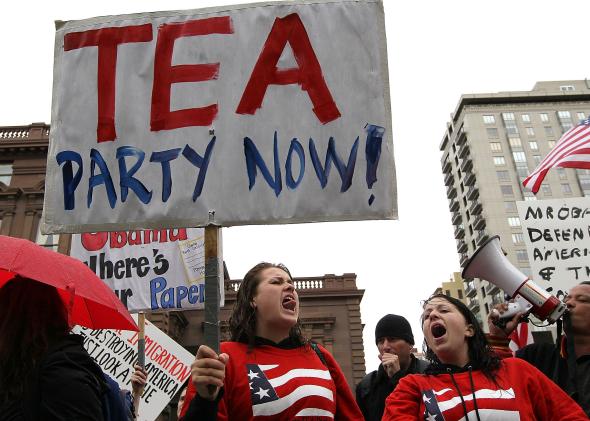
204, 223, 221, 353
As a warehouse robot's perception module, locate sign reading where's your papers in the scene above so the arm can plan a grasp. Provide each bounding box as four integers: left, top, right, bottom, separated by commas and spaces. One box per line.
517, 197, 590, 298
73, 315, 195, 421
42, 0, 396, 233
70, 228, 224, 312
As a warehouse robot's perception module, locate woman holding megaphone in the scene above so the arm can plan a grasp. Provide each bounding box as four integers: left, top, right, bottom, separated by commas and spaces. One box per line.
488, 281, 590, 417
382, 293, 587, 420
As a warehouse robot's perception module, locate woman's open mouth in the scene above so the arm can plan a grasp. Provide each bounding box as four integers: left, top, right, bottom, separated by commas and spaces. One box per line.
431, 323, 447, 339
282, 295, 297, 312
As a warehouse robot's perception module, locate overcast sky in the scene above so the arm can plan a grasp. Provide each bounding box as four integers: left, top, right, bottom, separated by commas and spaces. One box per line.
1, 0, 589, 372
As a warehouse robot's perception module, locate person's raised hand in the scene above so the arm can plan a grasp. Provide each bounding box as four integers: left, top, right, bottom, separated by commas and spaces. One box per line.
379, 352, 400, 378
130, 364, 148, 396
487, 303, 522, 337
191, 345, 229, 401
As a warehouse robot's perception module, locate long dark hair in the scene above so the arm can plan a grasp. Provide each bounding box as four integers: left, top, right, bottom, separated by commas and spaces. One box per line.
0, 277, 69, 403
422, 294, 500, 379
229, 262, 306, 349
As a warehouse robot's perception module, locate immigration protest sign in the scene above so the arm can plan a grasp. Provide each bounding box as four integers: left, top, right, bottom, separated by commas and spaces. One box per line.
517, 197, 590, 298
73, 315, 194, 421
42, 0, 396, 233
70, 227, 224, 311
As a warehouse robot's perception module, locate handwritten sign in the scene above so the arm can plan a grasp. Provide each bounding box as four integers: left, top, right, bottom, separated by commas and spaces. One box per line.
178, 237, 205, 283
517, 197, 590, 298
70, 228, 224, 311
42, 0, 396, 233
73, 314, 195, 421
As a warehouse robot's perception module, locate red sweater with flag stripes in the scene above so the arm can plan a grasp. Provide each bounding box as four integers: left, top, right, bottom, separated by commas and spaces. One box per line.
383, 357, 587, 421
181, 341, 363, 421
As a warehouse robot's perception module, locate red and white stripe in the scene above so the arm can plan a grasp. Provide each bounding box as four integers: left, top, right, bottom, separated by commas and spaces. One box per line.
523, 119, 590, 193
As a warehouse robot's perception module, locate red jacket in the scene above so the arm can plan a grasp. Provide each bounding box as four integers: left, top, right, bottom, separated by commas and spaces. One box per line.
383, 357, 587, 420
181, 341, 363, 420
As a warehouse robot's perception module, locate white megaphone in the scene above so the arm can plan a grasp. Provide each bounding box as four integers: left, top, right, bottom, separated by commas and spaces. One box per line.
462, 235, 566, 323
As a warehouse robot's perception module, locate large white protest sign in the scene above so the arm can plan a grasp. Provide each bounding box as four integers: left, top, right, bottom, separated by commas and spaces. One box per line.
517, 197, 590, 298
70, 227, 224, 312
73, 315, 194, 421
42, 0, 396, 233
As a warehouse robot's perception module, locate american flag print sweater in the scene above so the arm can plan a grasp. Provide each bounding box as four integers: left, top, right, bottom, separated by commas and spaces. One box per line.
382, 357, 587, 421
182, 341, 364, 421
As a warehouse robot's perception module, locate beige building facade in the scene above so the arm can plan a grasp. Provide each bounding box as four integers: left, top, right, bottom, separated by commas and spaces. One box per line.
434, 272, 467, 304
440, 80, 590, 329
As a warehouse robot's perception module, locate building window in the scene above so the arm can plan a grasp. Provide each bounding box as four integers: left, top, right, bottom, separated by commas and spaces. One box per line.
529, 141, 539, 151
545, 126, 554, 137
500, 185, 514, 196
533, 155, 542, 166
496, 170, 510, 182
540, 113, 549, 123
493, 156, 506, 166
502, 113, 519, 137
561, 183, 572, 194
512, 233, 524, 244
483, 115, 496, 124
513, 151, 526, 163
509, 137, 522, 148
524, 195, 537, 201
490, 142, 502, 152
557, 111, 573, 131
36, 224, 60, 252
516, 165, 530, 178
481, 287, 487, 298
548, 140, 556, 149
521, 114, 531, 123
577, 112, 587, 122
0, 163, 12, 186
557, 168, 567, 180
526, 127, 535, 137
502, 112, 515, 121
560, 85, 575, 91
458, 290, 463, 299
516, 249, 529, 261
508, 217, 521, 227
541, 184, 552, 195
487, 128, 499, 138
504, 201, 517, 213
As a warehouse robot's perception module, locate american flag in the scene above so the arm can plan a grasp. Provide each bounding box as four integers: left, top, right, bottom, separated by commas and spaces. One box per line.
422, 387, 519, 420
523, 116, 590, 193
246, 363, 335, 419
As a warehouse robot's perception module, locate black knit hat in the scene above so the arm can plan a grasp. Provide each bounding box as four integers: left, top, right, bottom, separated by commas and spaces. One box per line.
375, 314, 414, 345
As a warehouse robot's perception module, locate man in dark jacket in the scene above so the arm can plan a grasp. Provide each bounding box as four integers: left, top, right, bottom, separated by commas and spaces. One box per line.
355, 314, 428, 421
489, 281, 590, 417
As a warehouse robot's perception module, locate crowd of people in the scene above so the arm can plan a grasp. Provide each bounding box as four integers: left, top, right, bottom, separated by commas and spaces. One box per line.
1, 262, 589, 420
178, 262, 589, 420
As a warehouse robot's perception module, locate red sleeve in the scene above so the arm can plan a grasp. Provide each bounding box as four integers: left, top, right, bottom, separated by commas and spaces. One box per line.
486, 334, 514, 359
320, 345, 364, 421
382, 375, 421, 421
510, 359, 587, 420
180, 380, 196, 419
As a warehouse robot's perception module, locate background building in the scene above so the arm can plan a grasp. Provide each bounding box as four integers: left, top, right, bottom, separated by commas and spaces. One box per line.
433, 272, 467, 305
440, 80, 590, 331
0, 123, 366, 420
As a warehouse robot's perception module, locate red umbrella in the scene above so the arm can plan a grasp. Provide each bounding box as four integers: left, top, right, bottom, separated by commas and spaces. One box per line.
0, 235, 138, 331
